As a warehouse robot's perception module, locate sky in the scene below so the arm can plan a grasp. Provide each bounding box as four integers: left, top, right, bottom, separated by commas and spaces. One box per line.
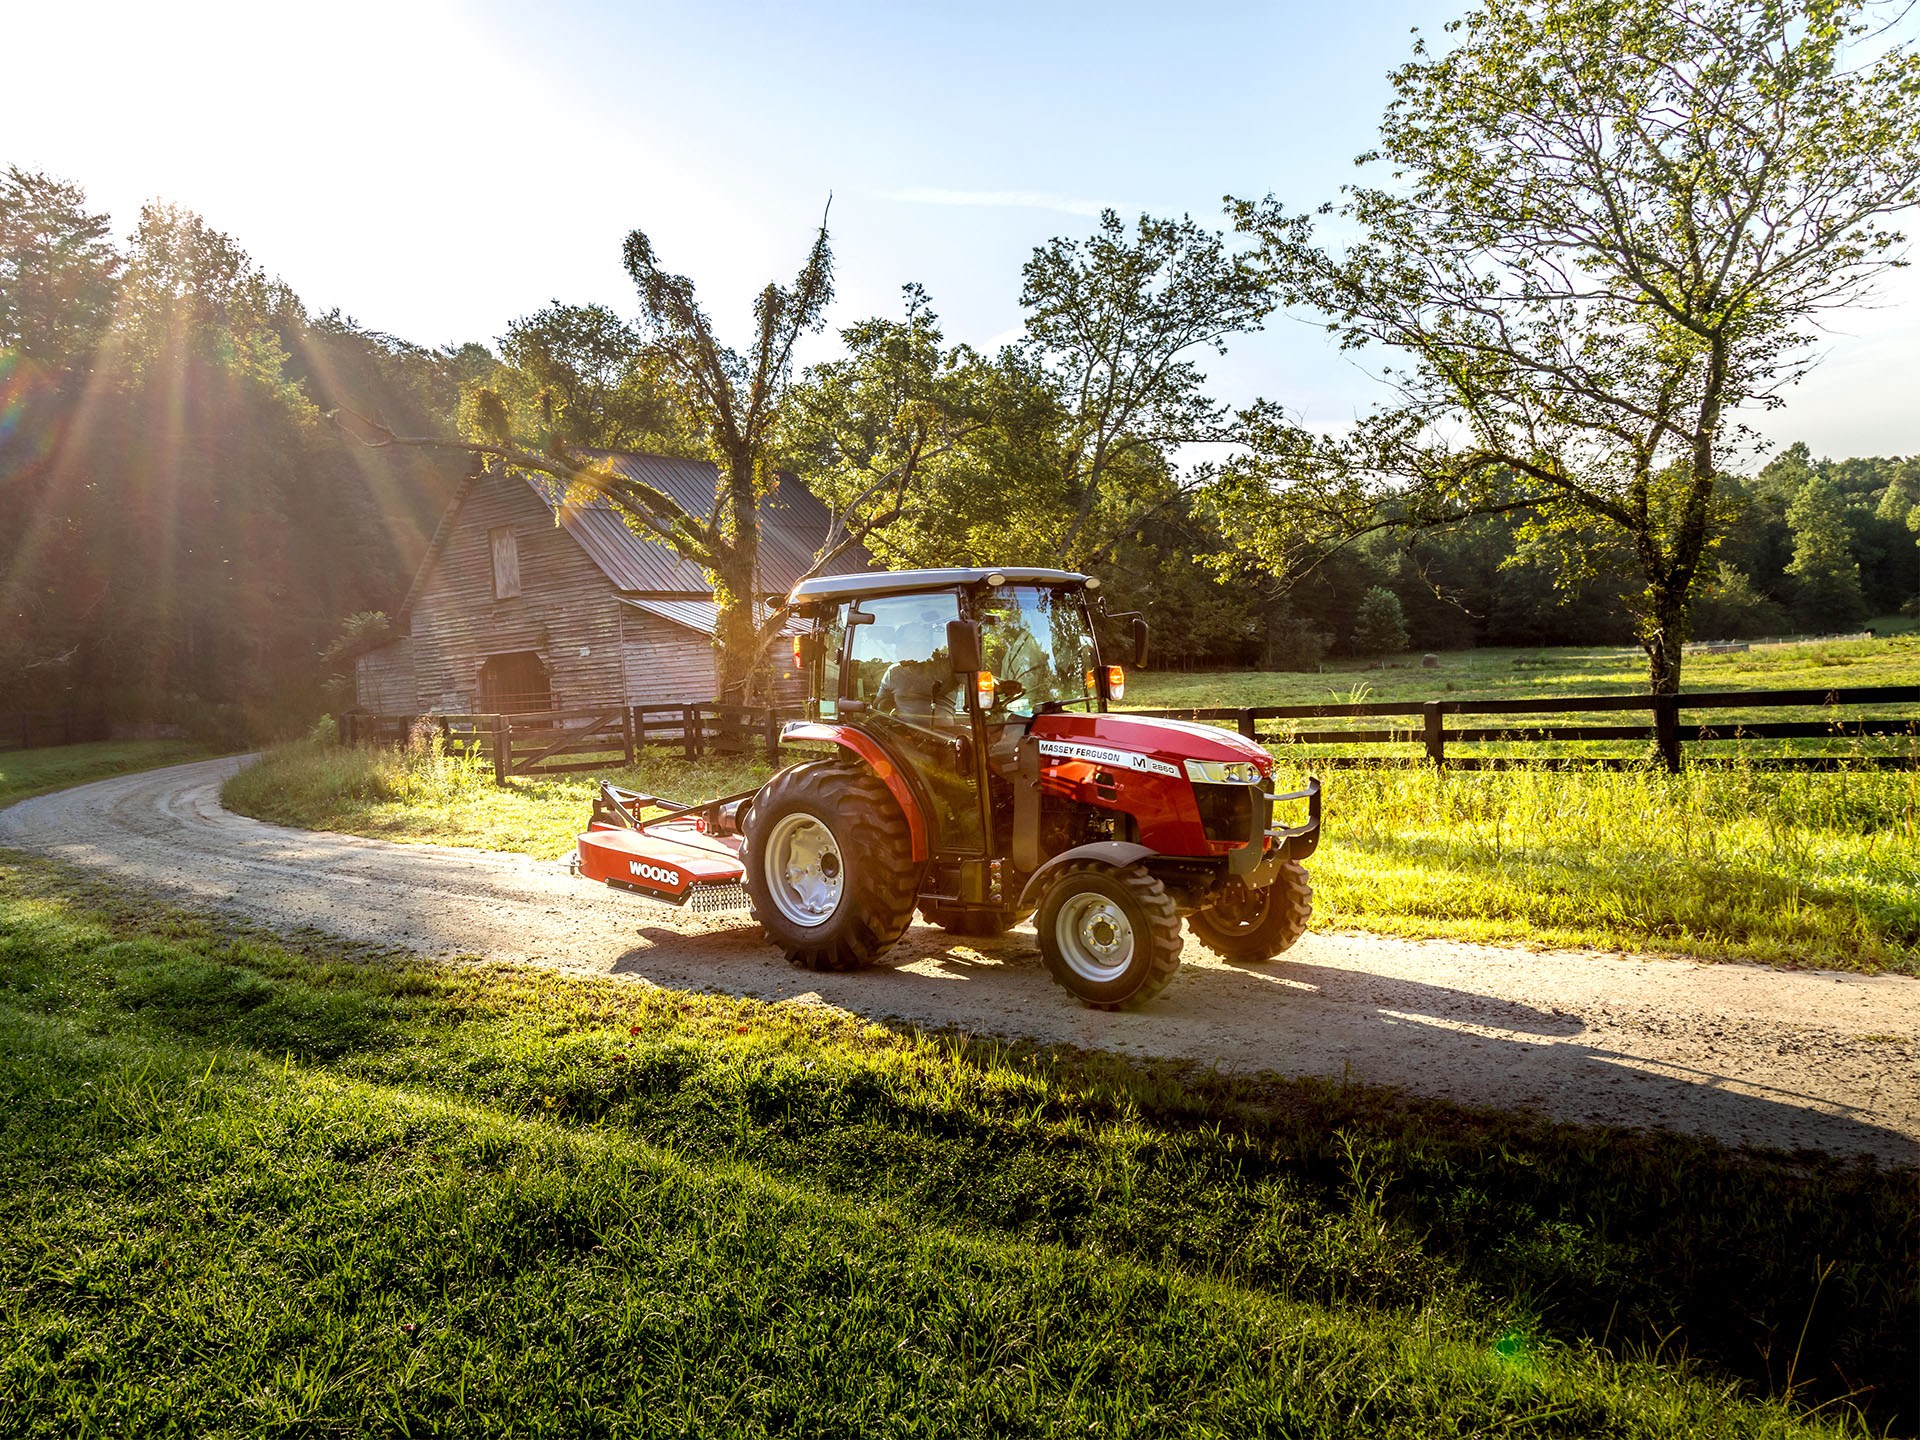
10, 0, 1919, 460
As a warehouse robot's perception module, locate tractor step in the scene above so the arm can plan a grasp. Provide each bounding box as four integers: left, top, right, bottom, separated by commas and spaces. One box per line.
576, 821, 752, 915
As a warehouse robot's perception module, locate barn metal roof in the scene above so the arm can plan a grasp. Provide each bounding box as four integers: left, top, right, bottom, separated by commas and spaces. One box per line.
531, 453, 871, 596
392, 454, 873, 627
619, 596, 806, 637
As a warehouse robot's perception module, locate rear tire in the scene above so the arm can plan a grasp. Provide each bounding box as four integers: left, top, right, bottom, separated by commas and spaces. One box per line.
1187, 860, 1314, 963
743, 761, 924, 972
1036, 863, 1183, 1010
918, 902, 1027, 937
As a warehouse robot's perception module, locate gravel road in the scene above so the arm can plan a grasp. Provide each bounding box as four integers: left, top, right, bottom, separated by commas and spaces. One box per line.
4, 755, 1914, 1163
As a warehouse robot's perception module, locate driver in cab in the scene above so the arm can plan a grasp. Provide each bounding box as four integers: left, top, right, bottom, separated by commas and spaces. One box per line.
874, 620, 960, 723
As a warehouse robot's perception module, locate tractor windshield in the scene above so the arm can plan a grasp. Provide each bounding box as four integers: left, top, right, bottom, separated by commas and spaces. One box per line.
975, 585, 1100, 716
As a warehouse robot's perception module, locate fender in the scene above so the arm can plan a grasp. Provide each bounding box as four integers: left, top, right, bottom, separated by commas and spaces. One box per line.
1014, 841, 1158, 909
781, 721, 928, 862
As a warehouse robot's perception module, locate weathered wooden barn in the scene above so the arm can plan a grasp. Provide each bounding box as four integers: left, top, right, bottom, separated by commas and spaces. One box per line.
353, 454, 868, 716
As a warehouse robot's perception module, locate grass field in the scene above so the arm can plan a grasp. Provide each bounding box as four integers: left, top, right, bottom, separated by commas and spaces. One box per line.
1124, 635, 1920, 711
0, 854, 1910, 1437
0, 740, 210, 810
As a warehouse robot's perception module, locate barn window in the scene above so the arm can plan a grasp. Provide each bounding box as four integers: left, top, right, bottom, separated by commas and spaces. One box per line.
479, 652, 551, 715
489, 527, 521, 600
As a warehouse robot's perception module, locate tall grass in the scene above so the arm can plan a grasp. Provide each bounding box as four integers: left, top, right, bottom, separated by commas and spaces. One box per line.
225, 736, 1918, 973
1277, 761, 1920, 971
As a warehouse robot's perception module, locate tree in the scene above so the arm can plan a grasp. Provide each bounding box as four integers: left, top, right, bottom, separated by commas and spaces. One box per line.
1350, 586, 1410, 657
1785, 473, 1868, 627
784, 285, 1061, 568
343, 213, 871, 702
1690, 560, 1790, 639
0, 167, 120, 374
1021, 210, 1272, 564
1227, 0, 1920, 693
491, 302, 684, 450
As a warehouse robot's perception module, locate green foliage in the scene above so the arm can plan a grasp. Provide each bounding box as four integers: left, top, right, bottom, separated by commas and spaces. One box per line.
1350, 586, 1410, 657
1691, 562, 1792, 641
0, 167, 119, 372
1786, 475, 1869, 630
1020, 210, 1272, 565
1222, 0, 1920, 693
0, 857, 1909, 1434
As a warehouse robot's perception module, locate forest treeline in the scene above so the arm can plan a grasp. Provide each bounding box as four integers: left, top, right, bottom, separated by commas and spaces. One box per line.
1, 165, 1915, 739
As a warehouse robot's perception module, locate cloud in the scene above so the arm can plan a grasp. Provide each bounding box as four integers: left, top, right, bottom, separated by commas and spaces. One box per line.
885, 188, 1113, 218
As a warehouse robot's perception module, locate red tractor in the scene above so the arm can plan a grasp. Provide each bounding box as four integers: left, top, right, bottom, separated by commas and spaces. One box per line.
576, 568, 1320, 1008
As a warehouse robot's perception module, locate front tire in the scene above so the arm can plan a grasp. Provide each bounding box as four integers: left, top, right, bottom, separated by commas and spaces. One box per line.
1187, 861, 1314, 963
1036, 863, 1183, 1009
743, 762, 924, 972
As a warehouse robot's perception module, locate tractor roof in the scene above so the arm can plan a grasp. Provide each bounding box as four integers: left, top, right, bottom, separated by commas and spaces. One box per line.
787, 567, 1093, 605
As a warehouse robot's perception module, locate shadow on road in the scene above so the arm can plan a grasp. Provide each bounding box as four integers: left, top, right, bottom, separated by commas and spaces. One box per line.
608, 919, 1913, 1165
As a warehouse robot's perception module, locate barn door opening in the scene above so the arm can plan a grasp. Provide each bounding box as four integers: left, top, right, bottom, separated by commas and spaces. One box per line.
479, 651, 552, 716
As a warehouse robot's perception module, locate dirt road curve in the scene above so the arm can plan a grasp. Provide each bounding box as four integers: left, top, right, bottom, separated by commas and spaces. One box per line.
4, 757, 1914, 1163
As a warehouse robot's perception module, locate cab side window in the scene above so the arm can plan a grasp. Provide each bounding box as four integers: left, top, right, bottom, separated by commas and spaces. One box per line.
845, 593, 962, 714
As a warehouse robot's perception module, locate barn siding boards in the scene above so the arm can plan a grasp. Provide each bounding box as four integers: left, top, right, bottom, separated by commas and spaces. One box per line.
354, 639, 416, 714
620, 607, 718, 706
407, 469, 628, 713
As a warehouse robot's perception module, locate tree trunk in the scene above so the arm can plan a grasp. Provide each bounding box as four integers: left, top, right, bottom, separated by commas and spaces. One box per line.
1640, 582, 1687, 696
711, 572, 765, 705
709, 448, 766, 705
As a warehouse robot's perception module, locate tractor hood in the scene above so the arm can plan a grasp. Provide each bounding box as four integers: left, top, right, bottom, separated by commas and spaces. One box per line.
1028, 712, 1272, 775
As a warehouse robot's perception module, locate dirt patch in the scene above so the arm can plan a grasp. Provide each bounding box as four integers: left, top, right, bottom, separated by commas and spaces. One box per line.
4, 755, 1914, 1164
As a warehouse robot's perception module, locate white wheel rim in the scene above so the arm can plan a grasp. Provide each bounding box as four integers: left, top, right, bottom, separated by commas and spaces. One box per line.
763, 813, 844, 927
1055, 892, 1135, 982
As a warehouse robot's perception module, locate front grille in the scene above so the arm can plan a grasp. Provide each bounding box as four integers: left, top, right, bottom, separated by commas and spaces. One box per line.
1195, 784, 1257, 843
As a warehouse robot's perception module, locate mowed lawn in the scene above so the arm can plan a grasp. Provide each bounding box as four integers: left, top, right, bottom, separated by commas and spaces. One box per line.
224, 639, 1920, 973
0, 854, 1911, 1437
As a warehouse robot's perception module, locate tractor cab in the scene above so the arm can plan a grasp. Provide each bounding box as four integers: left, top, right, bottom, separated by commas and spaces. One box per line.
576, 566, 1321, 1009
791, 570, 1124, 865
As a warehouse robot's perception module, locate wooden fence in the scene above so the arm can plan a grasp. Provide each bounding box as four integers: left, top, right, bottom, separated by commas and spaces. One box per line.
340, 684, 1916, 778
338, 703, 796, 779
1130, 684, 1919, 772
0, 710, 111, 753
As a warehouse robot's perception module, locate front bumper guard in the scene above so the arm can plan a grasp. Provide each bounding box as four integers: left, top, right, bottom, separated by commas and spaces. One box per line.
1271, 775, 1322, 862
1227, 775, 1322, 884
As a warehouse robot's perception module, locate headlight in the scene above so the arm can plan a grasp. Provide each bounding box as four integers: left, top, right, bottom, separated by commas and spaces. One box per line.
1183, 758, 1263, 785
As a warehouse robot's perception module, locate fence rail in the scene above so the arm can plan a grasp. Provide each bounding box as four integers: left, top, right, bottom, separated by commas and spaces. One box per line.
339, 684, 1917, 777
1130, 684, 1919, 771
338, 703, 798, 778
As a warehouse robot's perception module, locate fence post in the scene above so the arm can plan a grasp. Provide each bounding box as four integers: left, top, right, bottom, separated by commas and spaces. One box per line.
492, 714, 510, 784
682, 705, 699, 760
1653, 694, 1681, 774
1423, 701, 1446, 767
622, 707, 636, 767
764, 706, 781, 763
1238, 709, 1257, 741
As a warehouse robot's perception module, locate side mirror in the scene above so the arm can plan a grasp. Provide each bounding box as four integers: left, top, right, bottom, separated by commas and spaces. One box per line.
1131, 616, 1150, 668
947, 619, 983, 676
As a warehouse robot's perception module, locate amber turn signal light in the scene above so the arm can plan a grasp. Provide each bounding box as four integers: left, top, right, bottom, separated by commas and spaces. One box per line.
975, 670, 997, 703
1105, 665, 1125, 700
